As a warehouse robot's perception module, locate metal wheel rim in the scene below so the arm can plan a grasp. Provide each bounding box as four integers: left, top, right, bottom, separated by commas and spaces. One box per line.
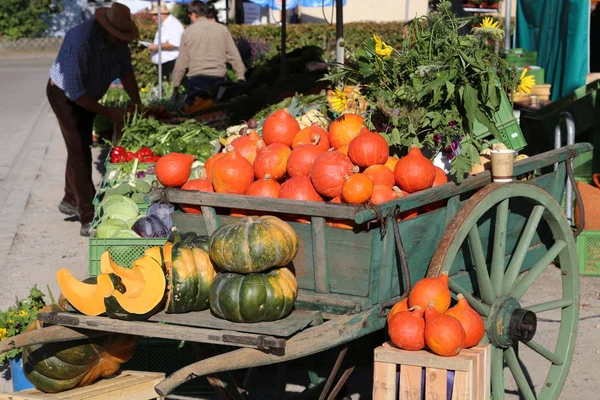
427, 182, 579, 400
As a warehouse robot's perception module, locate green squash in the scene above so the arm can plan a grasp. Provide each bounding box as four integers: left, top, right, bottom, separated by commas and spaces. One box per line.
208, 216, 299, 274
209, 267, 298, 323
164, 239, 216, 313
22, 305, 138, 393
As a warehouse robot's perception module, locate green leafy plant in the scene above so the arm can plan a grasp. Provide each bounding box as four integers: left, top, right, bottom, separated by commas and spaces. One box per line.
0, 0, 62, 39
0, 285, 46, 364
326, 1, 519, 181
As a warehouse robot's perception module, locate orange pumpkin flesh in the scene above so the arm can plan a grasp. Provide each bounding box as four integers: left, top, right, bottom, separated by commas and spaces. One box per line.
262, 109, 301, 147
364, 164, 396, 188
246, 174, 281, 198
180, 178, 214, 214
254, 143, 292, 181
286, 144, 326, 178
328, 113, 364, 149
311, 151, 356, 198
56, 269, 118, 316
347, 128, 389, 168
444, 294, 485, 348
393, 147, 436, 193
388, 306, 425, 351
155, 153, 195, 188
424, 304, 466, 357
292, 124, 330, 152
212, 148, 255, 194
387, 297, 409, 323
341, 173, 373, 204
408, 272, 451, 313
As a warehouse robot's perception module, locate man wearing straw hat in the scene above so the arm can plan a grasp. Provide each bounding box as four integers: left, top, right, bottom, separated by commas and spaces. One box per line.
147, 3, 184, 81
47, 3, 142, 237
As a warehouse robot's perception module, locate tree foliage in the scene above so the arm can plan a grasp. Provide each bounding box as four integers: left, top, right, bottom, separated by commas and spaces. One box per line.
0, 0, 62, 39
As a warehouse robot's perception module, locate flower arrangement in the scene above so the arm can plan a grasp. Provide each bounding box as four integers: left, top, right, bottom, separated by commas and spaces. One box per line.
0, 286, 46, 364
326, 1, 535, 181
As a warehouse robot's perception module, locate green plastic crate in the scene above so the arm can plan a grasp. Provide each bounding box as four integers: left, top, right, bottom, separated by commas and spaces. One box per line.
473, 91, 527, 151
502, 48, 538, 67
89, 236, 167, 276
577, 230, 600, 276
573, 151, 594, 181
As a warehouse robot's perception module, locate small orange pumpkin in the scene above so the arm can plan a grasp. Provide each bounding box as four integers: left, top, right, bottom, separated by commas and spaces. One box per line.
444, 294, 485, 348
393, 146, 436, 193
341, 173, 373, 204
388, 306, 426, 351
420, 166, 449, 213
384, 156, 400, 172
279, 176, 324, 202
408, 272, 451, 313
245, 174, 281, 198
212, 148, 255, 194
424, 304, 466, 357
155, 153, 195, 188
347, 128, 389, 167
328, 113, 364, 149
231, 130, 262, 164
370, 185, 400, 205
311, 151, 357, 198
292, 124, 330, 152
262, 109, 301, 147
387, 297, 409, 323
286, 144, 326, 178
204, 152, 226, 180
363, 164, 396, 188
180, 178, 214, 214
336, 145, 349, 156
325, 196, 354, 230
254, 143, 292, 181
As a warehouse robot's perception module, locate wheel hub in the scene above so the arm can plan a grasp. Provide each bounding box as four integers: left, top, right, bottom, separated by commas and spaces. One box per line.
487, 295, 537, 348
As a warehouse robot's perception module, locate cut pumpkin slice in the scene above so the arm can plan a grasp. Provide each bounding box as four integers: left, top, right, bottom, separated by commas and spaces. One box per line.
56, 270, 123, 316
100, 251, 145, 297
104, 255, 166, 321
144, 246, 163, 267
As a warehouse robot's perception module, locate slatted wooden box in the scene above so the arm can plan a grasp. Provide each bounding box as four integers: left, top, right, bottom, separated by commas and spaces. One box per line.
373, 342, 490, 400
0, 371, 165, 400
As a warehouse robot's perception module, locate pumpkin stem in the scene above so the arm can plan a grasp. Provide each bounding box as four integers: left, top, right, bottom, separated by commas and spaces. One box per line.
264, 173, 271, 181
312, 134, 321, 145
457, 293, 465, 300
409, 305, 421, 311
352, 165, 360, 173
225, 144, 235, 153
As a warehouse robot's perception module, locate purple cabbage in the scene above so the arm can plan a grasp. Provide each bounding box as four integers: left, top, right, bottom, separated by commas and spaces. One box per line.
147, 202, 174, 230
132, 215, 170, 238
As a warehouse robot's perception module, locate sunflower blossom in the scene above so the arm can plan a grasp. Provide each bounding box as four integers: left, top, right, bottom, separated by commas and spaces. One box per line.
517, 69, 536, 95
472, 17, 504, 40
482, 17, 499, 29
373, 35, 393, 59
327, 88, 348, 114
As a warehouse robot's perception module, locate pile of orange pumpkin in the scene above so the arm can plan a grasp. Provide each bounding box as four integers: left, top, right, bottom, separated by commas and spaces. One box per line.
153, 109, 449, 228
386, 273, 485, 357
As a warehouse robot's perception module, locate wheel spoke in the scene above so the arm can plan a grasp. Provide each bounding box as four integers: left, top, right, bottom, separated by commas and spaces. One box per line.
491, 346, 505, 400
525, 298, 574, 313
468, 225, 496, 304
505, 347, 537, 400
502, 205, 546, 295
448, 279, 490, 316
523, 339, 564, 365
491, 199, 509, 298
510, 240, 567, 300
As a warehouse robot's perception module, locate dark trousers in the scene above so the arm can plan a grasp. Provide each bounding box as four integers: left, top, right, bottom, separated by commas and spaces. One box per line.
158, 59, 176, 80
46, 80, 96, 225
186, 75, 225, 95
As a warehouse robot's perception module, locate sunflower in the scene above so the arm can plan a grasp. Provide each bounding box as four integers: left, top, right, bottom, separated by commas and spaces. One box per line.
517, 69, 536, 95
373, 35, 393, 59
327, 88, 348, 114
481, 17, 499, 29
472, 17, 504, 40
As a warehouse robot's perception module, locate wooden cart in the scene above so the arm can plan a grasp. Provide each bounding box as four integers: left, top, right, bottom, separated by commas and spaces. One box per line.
1, 143, 591, 400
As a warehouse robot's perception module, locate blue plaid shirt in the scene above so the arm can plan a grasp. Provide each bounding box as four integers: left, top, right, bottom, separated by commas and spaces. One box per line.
50, 20, 134, 101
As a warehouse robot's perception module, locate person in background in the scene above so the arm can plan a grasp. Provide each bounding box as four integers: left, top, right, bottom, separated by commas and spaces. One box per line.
47, 3, 141, 237
207, 5, 219, 23
171, 1, 245, 99
148, 3, 184, 80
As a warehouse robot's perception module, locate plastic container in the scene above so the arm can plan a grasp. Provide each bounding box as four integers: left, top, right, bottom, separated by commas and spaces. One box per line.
10, 355, 34, 391
576, 230, 600, 276
473, 91, 527, 151
89, 237, 167, 276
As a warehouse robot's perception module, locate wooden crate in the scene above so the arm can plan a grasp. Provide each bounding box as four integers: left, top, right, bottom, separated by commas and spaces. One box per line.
373, 342, 490, 400
0, 371, 165, 400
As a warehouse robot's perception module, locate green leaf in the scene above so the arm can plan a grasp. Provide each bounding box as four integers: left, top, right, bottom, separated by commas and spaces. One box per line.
463, 84, 478, 133
445, 81, 455, 102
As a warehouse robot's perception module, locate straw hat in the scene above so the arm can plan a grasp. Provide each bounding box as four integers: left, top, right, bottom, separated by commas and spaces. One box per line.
95, 3, 139, 42
148, 3, 170, 15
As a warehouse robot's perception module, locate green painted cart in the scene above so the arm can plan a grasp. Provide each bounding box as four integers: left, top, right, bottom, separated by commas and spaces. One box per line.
1, 143, 591, 400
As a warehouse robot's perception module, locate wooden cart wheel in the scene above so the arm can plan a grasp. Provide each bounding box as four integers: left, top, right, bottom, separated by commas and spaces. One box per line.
427, 182, 579, 400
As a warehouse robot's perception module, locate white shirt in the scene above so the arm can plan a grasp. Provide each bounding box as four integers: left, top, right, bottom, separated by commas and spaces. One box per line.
151, 15, 184, 64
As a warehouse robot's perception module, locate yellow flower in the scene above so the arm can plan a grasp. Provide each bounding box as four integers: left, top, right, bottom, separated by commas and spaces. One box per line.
327, 88, 348, 114
19, 310, 28, 317
0, 328, 7, 338
373, 35, 393, 59
481, 17, 499, 29
8, 319, 13, 325
517, 69, 536, 95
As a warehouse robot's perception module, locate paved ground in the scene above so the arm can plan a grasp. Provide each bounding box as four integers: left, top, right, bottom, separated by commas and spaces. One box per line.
0, 53, 599, 399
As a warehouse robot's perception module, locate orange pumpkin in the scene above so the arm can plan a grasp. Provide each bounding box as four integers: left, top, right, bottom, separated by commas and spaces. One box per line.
180, 178, 214, 214
254, 143, 292, 181
311, 151, 357, 198
387, 297, 409, 323
292, 124, 330, 152
388, 306, 426, 351
279, 176, 324, 202
370, 185, 400, 205
328, 113, 364, 149
262, 109, 301, 147
245, 174, 281, 198
393, 147, 436, 193
325, 196, 354, 230
384, 156, 400, 172
341, 173, 373, 204
337, 145, 349, 156
347, 128, 389, 167
231, 131, 262, 164
424, 304, 466, 357
364, 164, 396, 188
444, 294, 485, 348
420, 166, 449, 213
286, 144, 327, 178
204, 152, 226, 180
155, 153, 195, 188
212, 149, 255, 194
408, 272, 451, 313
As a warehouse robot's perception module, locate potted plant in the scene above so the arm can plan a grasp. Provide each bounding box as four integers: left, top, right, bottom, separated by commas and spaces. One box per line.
326, 2, 527, 181
0, 286, 46, 391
